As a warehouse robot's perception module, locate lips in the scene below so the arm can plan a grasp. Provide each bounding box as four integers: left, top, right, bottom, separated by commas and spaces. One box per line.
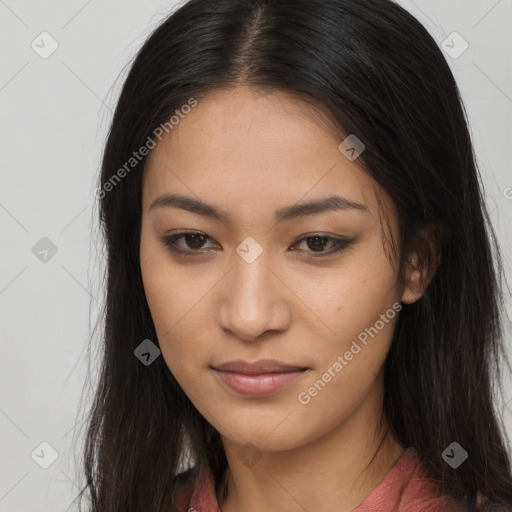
212, 359, 308, 374
211, 359, 309, 396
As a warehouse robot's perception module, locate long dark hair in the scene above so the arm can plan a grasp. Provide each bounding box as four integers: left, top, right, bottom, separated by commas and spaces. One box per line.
76, 0, 512, 510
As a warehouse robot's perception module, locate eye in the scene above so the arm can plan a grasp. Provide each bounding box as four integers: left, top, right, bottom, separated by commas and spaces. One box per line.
159, 231, 218, 255
158, 231, 353, 257
290, 234, 353, 258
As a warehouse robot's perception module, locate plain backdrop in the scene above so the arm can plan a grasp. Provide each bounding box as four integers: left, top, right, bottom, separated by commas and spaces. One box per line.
0, 1, 511, 510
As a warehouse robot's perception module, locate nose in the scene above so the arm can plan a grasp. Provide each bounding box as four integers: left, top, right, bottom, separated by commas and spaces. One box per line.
217, 253, 291, 342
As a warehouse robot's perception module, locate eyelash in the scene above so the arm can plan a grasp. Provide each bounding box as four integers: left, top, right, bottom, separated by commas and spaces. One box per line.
158, 231, 353, 258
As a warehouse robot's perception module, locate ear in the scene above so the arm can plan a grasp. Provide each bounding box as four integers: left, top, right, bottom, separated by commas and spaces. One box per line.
401, 224, 442, 304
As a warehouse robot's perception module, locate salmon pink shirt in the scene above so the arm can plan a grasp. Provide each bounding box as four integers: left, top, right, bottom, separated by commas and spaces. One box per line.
175, 447, 461, 511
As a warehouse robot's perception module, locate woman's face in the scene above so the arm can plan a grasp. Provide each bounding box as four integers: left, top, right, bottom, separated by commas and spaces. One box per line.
140, 86, 418, 452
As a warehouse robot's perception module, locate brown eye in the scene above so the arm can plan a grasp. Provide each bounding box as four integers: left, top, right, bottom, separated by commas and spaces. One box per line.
179, 233, 208, 250
159, 231, 218, 255
291, 235, 353, 257
302, 236, 335, 252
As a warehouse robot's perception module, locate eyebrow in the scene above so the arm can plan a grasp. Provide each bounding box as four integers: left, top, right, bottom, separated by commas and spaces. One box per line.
148, 193, 370, 223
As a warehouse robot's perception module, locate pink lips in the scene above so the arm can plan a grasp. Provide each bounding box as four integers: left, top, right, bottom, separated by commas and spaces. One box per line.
212, 359, 309, 396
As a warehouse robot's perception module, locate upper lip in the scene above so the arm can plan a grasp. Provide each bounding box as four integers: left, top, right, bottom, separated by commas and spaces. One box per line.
212, 359, 308, 374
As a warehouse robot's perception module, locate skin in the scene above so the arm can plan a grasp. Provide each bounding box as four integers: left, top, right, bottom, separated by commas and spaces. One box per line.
140, 85, 428, 512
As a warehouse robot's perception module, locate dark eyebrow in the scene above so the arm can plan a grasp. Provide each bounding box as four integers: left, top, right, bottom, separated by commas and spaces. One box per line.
148, 193, 370, 223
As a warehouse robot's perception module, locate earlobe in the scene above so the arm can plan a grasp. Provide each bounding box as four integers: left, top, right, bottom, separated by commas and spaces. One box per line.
400, 224, 442, 304
401, 256, 424, 304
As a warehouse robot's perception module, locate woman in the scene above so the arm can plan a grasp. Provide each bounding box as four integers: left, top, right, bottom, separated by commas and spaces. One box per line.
79, 0, 512, 510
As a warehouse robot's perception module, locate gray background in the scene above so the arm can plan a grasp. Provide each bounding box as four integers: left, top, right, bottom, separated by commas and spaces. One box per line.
1, 0, 511, 510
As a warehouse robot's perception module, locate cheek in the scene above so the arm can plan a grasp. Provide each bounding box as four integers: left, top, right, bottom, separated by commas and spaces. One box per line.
141, 274, 210, 373
294, 244, 398, 339
331, 238, 399, 322
289, 250, 399, 415
290, 308, 398, 449
299, 279, 398, 402
140, 230, 217, 336
139, 237, 213, 381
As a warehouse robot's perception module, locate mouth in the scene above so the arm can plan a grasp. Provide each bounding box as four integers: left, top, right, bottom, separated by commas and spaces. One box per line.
212, 358, 309, 374
211, 359, 310, 396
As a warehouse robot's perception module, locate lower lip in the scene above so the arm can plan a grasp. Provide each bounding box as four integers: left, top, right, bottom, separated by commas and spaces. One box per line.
213, 369, 307, 396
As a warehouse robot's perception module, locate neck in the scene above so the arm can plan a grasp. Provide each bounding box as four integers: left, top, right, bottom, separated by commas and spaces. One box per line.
216, 408, 404, 512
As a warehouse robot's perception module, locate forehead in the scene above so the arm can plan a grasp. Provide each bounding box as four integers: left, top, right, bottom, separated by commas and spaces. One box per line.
142, 86, 391, 223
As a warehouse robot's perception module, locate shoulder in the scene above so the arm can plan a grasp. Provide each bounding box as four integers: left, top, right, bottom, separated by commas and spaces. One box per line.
355, 447, 464, 512
396, 449, 464, 512
173, 465, 199, 512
